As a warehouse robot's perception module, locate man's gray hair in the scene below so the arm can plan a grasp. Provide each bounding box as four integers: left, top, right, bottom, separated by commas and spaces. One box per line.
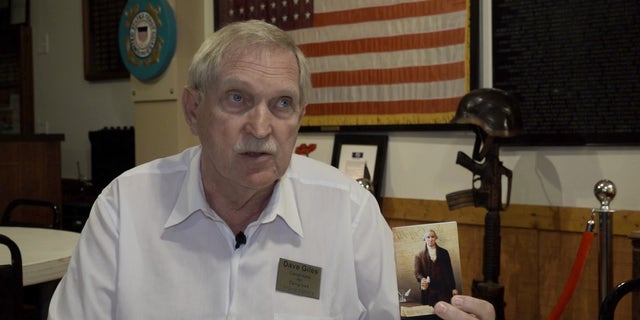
186, 20, 311, 106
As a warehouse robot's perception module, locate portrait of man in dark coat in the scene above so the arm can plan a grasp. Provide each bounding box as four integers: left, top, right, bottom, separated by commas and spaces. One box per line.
414, 229, 458, 306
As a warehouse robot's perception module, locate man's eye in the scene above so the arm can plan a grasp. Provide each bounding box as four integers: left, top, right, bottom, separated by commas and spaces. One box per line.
270, 97, 297, 118
230, 93, 243, 103
276, 97, 292, 108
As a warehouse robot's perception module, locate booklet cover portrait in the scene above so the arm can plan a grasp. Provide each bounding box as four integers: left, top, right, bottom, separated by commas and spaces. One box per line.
393, 221, 463, 317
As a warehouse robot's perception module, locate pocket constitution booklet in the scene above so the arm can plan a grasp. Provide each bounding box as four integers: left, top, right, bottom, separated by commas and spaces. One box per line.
393, 221, 463, 318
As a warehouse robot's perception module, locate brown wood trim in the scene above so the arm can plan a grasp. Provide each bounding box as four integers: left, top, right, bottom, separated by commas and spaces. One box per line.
381, 197, 640, 236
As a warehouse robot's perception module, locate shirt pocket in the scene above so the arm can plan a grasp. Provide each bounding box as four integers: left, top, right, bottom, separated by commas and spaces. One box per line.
274, 314, 339, 320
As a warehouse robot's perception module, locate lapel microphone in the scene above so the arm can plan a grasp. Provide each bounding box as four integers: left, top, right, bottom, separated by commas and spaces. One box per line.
235, 231, 246, 249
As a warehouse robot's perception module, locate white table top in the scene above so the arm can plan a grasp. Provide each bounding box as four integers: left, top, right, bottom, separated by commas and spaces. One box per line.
0, 226, 80, 286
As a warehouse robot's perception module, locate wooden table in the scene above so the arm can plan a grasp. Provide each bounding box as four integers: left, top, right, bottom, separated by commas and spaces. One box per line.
0, 226, 79, 286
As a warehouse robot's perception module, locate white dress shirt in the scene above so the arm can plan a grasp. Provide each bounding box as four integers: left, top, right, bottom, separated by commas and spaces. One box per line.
48, 146, 400, 320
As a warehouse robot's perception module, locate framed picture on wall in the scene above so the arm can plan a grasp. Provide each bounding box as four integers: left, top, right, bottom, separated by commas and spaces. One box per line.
331, 134, 388, 201
9, 0, 29, 24
82, 0, 129, 81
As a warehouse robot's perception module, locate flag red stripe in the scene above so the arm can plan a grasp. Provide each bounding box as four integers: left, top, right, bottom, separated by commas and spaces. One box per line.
313, 0, 468, 27
311, 61, 464, 87
299, 28, 465, 57
304, 98, 459, 115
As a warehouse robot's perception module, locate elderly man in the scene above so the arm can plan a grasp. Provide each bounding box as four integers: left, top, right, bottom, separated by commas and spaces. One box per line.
48, 20, 494, 320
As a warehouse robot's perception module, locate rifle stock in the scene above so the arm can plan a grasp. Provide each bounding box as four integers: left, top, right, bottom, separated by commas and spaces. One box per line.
446, 151, 491, 210
446, 150, 513, 211
455, 151, 482, 175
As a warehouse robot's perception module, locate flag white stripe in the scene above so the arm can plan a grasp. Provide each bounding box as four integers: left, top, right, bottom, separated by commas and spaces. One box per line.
307, 44, 465, 72
289, 11, 466, 45
314, 0, 427, 14
308, 79, 466, 103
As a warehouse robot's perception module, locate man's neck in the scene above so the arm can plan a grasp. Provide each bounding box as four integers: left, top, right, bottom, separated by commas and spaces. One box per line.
203, 179, 275, 235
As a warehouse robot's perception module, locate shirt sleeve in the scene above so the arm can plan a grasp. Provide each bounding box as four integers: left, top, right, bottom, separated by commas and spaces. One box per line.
48, 191, 119, 320
351, 191, 401, 320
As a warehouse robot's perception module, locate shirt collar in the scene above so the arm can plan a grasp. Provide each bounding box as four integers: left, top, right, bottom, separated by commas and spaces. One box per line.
258, 173, 304, 237
164, 147, 209, 228
163, 147, 304, 238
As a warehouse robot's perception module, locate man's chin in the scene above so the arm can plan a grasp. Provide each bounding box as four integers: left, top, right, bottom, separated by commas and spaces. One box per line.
241, 172, 280, 190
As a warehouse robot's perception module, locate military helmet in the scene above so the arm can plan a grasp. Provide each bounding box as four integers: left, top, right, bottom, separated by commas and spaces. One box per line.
451, 88, 523, 137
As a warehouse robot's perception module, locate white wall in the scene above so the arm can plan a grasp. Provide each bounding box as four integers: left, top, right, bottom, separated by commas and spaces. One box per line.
30, 0, 134, 180
30, 1, 639, 211
297, 132, 640, 211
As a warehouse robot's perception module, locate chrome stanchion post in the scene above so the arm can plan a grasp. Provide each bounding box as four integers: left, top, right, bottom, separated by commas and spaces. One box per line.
593, 179, 616, 303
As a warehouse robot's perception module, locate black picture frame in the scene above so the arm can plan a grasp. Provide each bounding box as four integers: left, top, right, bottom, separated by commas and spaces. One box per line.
8, 0, 29, 25
331, 134, 388, 201
82, 0, 129, 81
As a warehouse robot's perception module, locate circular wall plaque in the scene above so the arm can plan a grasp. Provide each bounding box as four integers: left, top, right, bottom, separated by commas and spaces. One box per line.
119, 0, 177, 81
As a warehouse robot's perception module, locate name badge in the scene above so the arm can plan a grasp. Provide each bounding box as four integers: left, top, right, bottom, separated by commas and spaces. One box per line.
275, 258, 322, 299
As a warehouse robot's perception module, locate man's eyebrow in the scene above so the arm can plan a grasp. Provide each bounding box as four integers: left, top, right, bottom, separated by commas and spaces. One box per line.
220, 77, 299, 97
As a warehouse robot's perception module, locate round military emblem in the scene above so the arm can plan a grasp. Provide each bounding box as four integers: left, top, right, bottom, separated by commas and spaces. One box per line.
119, 0, 176, 81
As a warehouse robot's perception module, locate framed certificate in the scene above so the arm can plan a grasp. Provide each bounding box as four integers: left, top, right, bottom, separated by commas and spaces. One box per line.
331, 134, 388, 201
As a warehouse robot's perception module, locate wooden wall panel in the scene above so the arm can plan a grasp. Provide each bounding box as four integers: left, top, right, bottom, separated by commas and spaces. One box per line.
500, 228, 539, 319
0, 136, 63, 225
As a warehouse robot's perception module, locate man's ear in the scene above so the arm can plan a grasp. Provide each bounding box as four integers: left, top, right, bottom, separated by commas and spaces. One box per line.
298, 104, 307, 122
182, 87, 200, 135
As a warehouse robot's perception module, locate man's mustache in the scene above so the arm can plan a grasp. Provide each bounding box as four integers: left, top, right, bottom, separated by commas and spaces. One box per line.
233, 138, 277, 154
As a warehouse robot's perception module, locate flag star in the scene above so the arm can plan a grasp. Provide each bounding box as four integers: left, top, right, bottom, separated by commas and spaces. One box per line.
249, 5, 255, 12
305, 11, 311, 19
228, 9, 234, 17
270, 17, 277, 23
282, 15, 288, 22
239, 7, 244, 14
282, 1, 287, 7
260, 3, 266, 10
270, 2, 276, 9
293, 0, 298, 4
293, 13, 299, 20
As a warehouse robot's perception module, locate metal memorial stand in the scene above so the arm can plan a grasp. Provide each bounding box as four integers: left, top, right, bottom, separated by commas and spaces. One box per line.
593, 179, 616, 304
446, 87, 522, 319
446, 135, 510, 320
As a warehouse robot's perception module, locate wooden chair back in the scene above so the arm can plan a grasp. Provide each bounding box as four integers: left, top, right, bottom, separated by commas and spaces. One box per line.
1, 199, 59, 229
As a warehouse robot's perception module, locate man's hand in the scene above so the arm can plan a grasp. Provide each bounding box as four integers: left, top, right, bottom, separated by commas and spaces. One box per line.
434, 295, 495, 320
420, 278, 429, 290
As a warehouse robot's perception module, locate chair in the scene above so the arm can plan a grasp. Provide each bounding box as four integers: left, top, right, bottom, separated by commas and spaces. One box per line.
599, 278, 640, 320
0, 234, 24, 320
1, 199, 60, 229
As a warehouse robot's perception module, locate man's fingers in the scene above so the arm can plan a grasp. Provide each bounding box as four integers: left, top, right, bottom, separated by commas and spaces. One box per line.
434, 301, 475, 320
434, 295, 495, 320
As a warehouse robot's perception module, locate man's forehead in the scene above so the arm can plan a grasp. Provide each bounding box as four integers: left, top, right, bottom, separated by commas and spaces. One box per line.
223, 45, 298, 68
219, 49, 298, 76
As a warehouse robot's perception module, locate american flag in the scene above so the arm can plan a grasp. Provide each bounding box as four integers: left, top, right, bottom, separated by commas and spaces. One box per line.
217, 0, 470, 126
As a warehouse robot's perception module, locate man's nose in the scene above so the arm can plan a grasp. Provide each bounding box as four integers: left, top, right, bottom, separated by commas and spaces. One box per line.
245, 102, 272, 138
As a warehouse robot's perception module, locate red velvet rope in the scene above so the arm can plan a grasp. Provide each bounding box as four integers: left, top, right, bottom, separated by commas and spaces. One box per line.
547, 231, 595, 320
